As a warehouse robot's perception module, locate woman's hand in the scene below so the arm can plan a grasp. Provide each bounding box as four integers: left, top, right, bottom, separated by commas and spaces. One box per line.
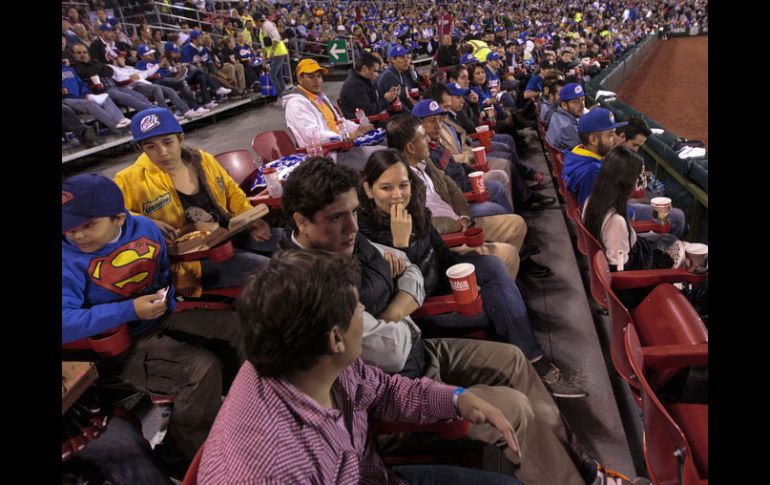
390, 202, 413, 248
249, 219, 272, 242
154, 220, 179, 241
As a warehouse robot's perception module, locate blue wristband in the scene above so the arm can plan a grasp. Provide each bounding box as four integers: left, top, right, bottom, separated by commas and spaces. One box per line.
452, 387, 466, 412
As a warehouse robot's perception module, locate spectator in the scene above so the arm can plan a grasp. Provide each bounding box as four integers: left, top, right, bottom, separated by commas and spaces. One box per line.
89, 24, 119, 65
62, 173, 244, 460
338, 51, 400, 119
282, 59, 385, 171
179, 30, 233, 99
114, 108, 276, 297
233, 31, 261, 91
213, 36, 248, 95
199, 248, 521, 484
523, 59, 558, 100
378, 45, 420, 113
436, 34, 459, 67
545, 82, 586, 151
62, 60, 132, 132
539, 76, 565, 127
255, 14, 289, 98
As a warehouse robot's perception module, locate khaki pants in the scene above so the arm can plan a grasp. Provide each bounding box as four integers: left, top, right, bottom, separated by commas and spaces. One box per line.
488, 156, 513, 209
451, 241, 520, 279
422, 338, 585, 485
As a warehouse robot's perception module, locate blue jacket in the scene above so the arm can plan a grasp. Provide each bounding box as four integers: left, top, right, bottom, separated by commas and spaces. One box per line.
545, 107, 580, 151
181, 43, 211, 65
377, 65, 417, 113
62, 65, 90, 99
62, 213, 175, 343
562, 145, 602, 208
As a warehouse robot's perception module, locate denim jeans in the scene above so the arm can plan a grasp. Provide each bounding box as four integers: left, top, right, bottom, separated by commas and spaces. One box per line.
201, 248, 269, 288
63, 97, 125, 130
417, 253, 543, 360
629, 203, 686, 239
469, 180, 513, 217
393, 464, 522, 485
269, 54, 288, 95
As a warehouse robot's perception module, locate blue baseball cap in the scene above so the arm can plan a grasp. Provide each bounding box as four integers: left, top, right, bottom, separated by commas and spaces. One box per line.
447, 82, 469, 96
486, 51, 501, 62
189, 30, 201, 40
164, 42, 180, 54
460, 53, 476, 65
389, 44, 408, 58
559, 83, 586, 102
412, 99, 446, 118
515, 38, 524, 46
136, 44, 155, 57
62, 174, 126, 233
98, 23, 113, 31
577, 108, 628, 134
131, 108, 183, 144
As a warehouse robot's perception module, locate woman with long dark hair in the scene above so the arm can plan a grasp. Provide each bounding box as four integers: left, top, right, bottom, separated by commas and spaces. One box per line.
583, 146, 684, 273
357, 149, 586, 398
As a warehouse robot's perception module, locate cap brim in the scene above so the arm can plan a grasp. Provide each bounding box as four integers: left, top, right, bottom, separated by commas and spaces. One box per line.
611, 121, 629, 129
62, 214, 94, 234
299, 67, 328, 75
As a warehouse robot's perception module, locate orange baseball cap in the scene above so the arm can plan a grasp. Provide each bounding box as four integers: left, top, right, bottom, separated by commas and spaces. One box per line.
296, 58, 329, 76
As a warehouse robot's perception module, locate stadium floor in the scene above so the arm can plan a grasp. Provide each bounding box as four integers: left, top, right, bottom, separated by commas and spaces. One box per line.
67, 77, 643, 478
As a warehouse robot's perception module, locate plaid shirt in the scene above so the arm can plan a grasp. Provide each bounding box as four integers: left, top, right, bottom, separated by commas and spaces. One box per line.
199, 359, 459, 484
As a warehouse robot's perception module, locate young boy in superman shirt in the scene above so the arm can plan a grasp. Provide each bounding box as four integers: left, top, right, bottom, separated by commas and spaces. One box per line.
62, 173, 243, 460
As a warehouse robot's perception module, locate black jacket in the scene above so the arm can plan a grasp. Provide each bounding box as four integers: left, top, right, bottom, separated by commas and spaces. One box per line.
357, 208, 458, 297
436, 44, 459, 67
338, 69, 388, 118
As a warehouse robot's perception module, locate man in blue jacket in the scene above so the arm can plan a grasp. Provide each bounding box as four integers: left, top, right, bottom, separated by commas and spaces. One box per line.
545, 82, 585, 151
62, 174, 243, 460
377, 45, 419, 113
562, 108, 626, 207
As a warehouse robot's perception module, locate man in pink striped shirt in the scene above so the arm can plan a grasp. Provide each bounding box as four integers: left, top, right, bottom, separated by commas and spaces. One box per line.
199, 249, 522, 484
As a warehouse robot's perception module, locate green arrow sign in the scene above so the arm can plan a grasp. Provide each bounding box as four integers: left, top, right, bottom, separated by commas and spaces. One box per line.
326, 40, 349, 63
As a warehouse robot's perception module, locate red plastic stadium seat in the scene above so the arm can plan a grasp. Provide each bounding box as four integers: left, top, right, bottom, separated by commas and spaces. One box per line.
215, 150, 261, 195
251, 130, 297, 163
182, 442, 205, 485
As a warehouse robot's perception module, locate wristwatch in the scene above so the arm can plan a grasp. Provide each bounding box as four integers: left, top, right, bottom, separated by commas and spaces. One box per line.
452, 387, 466, 413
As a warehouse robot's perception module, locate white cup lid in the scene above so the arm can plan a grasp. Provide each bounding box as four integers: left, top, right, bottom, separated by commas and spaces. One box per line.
650, 197, 672, 206
472, 146, 485, 152
446, 262, 475, 279
469, 171, 484, 177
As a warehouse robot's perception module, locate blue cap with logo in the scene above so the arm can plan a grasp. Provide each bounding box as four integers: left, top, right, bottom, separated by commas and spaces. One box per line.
412, 99, 446, 118
447, 82, 469, 96
98, 23, 113, 31
559, 83, 586, 102
136, 44, 155, 57
189, 30, 201, 40
460, 53, 476, 65
486, 51, 501, 62
131, 108, 183, 144
577, 108, 628, 134
62, 174, 126, 233
164, 42, 180, 54
389, 44, 408, 58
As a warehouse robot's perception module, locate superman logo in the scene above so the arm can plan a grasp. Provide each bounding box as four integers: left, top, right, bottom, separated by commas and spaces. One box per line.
87, 237, 161, 298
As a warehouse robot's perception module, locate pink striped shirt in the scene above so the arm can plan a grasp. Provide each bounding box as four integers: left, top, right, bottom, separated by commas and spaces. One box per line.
199, 359, 459, 484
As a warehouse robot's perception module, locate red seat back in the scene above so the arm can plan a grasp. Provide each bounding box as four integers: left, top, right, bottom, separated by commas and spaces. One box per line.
215, 150, 261, 194
182, 443, 205, 485
575, 217, 605, 307
625, 325, 708, 484
251, 130, 297, 163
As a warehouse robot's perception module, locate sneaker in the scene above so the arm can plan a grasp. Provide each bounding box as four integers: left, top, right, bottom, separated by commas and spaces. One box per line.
174, 113, 185, 121
667, 240, 686, 268
215, 87, 232, 96
184, 109, 201, 119
204, 101, 218, 109
194, 107, 210, 114
540, 364, 588, 399
79, 126, 97, 148
115, 118, 132, 129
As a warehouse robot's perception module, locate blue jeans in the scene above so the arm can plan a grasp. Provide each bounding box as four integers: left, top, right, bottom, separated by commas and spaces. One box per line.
393, 464, 522, 485
106, 86, 154, 111
201, 248, 269, 288
418, 254, 543, 360
629, 203, 686, 239
469, 180, 513, 217
63, 97, 125, 130
78, 416, 173, 485
269, 54, 288, 95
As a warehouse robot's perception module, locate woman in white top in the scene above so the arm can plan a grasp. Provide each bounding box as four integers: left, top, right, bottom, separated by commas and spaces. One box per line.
582, 146, 683, 273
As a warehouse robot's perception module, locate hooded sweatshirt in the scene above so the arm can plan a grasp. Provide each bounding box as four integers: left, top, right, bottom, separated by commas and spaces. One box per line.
562, 144, 602, 207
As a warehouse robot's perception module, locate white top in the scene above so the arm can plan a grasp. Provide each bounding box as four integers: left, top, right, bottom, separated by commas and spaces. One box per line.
282, 91, 360, 147
600, 210, 637, 267
108, 64, 160, 85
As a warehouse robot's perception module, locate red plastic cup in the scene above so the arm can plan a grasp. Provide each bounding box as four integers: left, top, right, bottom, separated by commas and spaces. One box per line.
391, 96, 403, 112
409, 87, 420, 99
445, 263, 479, 304
472, 146, 488, 170
468, 171, 487, 194
474, 126, 492, 151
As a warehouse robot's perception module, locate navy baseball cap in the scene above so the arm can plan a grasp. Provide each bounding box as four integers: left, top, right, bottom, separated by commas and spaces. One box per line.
62, 174, 126, 233
447, 82, 469, 96
189, 30, 201, 40
412, 99, 446, 118
164, 42, 180, 54
99, 23, 113, 31
460, 53, 476, 65
389, 44, 408, 58
136, 44, 155, 57
577, 108, 628, 134
486, 51, 501, 62
559, 83, 585, 101
131, 108, 183, 144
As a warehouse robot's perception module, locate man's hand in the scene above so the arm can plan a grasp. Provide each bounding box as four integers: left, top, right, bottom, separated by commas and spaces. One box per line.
154, 220, 179, 240
457, 389, 521, 459
133, 291, 168, 320
249, 219, 272, 242
351, 124, 370, 139
382, 251, 407, 279
130, 73, 141, 81
468, 91, 479, 104
458, 216, 472, 232
384, 85, 400, 102
390, 203, 413, 248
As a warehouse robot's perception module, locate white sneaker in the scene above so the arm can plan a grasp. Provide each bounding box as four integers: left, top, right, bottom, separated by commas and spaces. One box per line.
194, 107, 210, 114
204, 101, 218, 109
184, 109, 201, 119
174, 114, 185, 121
215, 87, 231, 95
115, 118, 131, 129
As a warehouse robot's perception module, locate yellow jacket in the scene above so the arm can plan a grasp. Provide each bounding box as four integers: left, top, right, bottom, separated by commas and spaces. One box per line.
114, 149, 253, 296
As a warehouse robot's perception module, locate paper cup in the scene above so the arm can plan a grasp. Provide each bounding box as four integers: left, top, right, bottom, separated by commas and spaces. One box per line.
484, 106, 495, 118
468, 171, 486, 194
508, 65, 515, 73
475, 125, 489, 133
685, 243, 708, 274
650, 197, 672, 223
409, 87, 420, 99
90, 75, 101, 85
472, 146, 488, 169
446, 263, 479, 304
